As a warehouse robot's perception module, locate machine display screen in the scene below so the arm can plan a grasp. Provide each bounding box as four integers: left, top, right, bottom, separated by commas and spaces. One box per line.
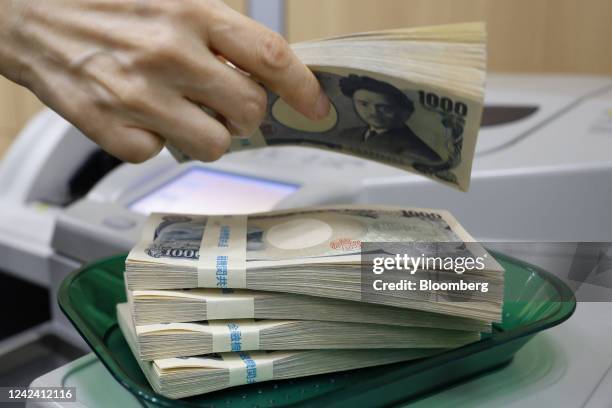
129, 167, 299, 215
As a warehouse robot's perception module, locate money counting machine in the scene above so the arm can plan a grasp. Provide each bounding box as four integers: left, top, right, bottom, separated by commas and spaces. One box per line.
0, 74, 610, 407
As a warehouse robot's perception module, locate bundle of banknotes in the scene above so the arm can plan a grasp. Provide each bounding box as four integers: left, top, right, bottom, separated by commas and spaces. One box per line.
120, 205, 504, 399
168, 22, 487, 192
120, 21, 495, 400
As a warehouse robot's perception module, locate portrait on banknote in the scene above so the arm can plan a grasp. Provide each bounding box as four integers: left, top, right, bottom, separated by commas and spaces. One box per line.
336, 74, 442, 163
258, 68, 467, 185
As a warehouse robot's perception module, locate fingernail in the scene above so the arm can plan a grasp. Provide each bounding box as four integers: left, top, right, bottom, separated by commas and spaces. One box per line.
313, 91, 331, 120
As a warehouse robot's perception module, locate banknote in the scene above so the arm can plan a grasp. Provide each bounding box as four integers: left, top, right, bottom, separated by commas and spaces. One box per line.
117, 303, 441, 399
167, 23, 486, 192
126, 285, 492, 331
169, 67, 481, 191
128, 206, 484, 266
131, 316, 478, 360
125, 206, 504, 322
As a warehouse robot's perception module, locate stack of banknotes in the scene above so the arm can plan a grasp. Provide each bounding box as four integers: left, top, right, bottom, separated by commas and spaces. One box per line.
119, 21, 497, 399
168, 22, 487, 192
120, 205, 504, 399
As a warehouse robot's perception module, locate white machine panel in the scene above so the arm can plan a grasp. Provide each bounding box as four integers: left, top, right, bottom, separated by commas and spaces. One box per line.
128, 167, 300, 215
477, 74, 612, 154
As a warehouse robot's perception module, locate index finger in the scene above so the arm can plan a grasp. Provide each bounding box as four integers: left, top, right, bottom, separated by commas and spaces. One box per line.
204, 6, 330, 121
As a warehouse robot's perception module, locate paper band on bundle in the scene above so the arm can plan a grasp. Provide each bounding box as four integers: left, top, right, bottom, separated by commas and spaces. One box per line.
197, 216, 247, 288
208, 321, 260, 352
222, 352, 274, 387
205, 293, 255, 320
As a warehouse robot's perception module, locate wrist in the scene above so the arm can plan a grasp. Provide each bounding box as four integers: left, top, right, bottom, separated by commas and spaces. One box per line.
0, 0, 31, 86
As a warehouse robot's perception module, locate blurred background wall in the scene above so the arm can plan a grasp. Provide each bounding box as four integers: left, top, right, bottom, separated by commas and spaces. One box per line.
286, 0, 612, 75
1, 0, 611, 158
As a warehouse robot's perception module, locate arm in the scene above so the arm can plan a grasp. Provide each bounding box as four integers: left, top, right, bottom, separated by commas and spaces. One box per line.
0, 0, 330, 163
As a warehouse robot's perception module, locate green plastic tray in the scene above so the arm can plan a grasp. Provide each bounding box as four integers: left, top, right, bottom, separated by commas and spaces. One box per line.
58, 251, 575, 408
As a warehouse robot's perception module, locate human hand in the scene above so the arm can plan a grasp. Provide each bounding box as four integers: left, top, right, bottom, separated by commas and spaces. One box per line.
0, 0, 330, 162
